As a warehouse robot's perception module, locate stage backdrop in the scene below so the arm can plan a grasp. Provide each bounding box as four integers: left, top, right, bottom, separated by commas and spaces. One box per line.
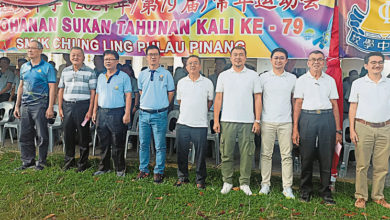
340, 0, 390, 58
0, 0, 335, 58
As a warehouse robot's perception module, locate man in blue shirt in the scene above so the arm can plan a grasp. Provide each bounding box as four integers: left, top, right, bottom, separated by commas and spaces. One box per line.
14, 40, 57, 171
92, 50, 132, 177
137, 45, 175, 183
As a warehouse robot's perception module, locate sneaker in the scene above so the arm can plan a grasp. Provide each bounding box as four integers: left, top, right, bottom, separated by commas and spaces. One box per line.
116, 171, 126, 177
259, 184, 270, 195
220, 182, 233, 194
14, 163, 35, 171
240, 185, 252, 196
92, 170, 110, 176
136, 171, 149, 179
283, 187, 295, 199
153, 173, 164, 184
35, 164, 46, 171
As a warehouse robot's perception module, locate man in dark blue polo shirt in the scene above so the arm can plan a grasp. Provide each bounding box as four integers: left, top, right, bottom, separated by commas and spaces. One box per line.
14, 40, 57, 171
92, 50, 132, 177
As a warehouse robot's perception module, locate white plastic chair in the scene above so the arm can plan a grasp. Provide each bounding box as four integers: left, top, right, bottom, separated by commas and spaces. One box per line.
207, 112, 220, 165
0, 101, 15, 144
48, 105, 64, 152
339, 118, 355, 178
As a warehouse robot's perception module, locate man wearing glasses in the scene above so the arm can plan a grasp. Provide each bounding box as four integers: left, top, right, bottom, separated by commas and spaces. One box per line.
58, 47, 97, 172
136, 45, 174, 183
292, 50, 341, 205
14, 40, 57, 171
349, 52, 390, 209
92, 50, 132, 177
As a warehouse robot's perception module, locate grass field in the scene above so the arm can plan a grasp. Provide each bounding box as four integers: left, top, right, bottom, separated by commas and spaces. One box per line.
0, 151, 390, 219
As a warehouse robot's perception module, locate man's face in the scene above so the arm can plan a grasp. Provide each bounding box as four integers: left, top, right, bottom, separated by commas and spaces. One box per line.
186, 57, 201, 75
307, 53, 325, 72
27, 41, 42, 60
70, 49, 84, 67
214, 59, 225, 74
103, 54, 119, 70
0, 60, 9, 70
230, 49, 246, 69
146, 49, 161, 66
364, 56, 384, 75
271, 51, 288, 70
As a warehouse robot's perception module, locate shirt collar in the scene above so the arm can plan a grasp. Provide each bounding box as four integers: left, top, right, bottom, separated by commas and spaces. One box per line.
271, 70, 287, 77
364, 74, 386, 84
230, 66, 247, 74
185, 75, 203, 82
105, 69, 120, 83
71, 64, 86, 72
306, 71, 325, 79
27, 59, 45, 68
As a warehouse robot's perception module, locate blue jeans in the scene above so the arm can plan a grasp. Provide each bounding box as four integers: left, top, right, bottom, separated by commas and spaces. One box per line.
138, 110, 168, 174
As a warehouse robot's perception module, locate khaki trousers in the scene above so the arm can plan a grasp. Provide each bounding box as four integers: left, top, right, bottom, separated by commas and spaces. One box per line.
220, 122, 255, 185
355, 122, 390, 201
260, 122, 293, 188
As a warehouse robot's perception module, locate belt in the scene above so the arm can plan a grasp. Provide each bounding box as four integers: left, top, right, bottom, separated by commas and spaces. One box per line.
141, 107, 168, 114
356, 118, 390, 128
64, 100, 90, 104
301, 109, 333, 114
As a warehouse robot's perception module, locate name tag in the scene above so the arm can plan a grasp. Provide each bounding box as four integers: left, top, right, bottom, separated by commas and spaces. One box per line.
159, 75, 164, 81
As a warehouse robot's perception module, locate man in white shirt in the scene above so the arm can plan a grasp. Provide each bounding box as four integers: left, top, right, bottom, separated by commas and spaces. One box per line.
293, 50, 341, 205
349, 52, 390, 209
258, 48, 296, 199
213, 46, 262, 196
175, 55, 214, 189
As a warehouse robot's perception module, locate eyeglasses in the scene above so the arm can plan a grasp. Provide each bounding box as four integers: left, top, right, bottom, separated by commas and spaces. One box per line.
147, 53, 160, 57
104, 58, 118, 62
27, 47, 39, 50
369, 61, 384, 65
309, 58, 324, 63
188, 62, 199, 66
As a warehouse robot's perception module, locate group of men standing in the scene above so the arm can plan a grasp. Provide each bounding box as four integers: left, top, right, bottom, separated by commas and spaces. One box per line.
11, 39, 390, 209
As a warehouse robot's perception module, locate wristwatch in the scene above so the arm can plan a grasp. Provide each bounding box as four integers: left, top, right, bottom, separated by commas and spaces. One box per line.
255, 120, 261, 124
336, 130, 342, 134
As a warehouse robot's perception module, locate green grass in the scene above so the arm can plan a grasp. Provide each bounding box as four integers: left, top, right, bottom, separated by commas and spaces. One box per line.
0, 151, 390, 219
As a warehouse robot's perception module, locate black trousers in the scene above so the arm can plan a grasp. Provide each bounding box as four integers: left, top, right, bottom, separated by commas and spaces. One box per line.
19, 100, 49, 166
176, 124, 208, 184
299, 111, 335, 197
63, 100, 91, 169
0, 93, 10, 102
96, 107, 126, 172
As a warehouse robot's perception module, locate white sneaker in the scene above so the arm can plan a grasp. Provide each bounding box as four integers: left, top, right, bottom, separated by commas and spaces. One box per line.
220, 182, 233, 194
259, 184, 270, 195
240, 185, 252, 196
283, 187, 295, 199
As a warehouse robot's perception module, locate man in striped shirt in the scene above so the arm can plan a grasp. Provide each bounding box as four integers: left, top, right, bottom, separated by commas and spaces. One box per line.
58, 47, 97, 172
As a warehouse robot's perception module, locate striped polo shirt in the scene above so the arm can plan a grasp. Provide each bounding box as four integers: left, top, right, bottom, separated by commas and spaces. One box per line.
58, 64, 97, 101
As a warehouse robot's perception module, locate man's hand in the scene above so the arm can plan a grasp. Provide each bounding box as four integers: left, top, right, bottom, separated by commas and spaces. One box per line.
252, 122, 260, 135
336, 133, 342, 145
92, 112, 97, 124
84, 110, 92, 121
213, 121, 221, 133
292, 128, 300, 146
14, 107, 20, 119
123, 113, 130, 124
350, 130, 359, 145
46, 106, 54, 119
58, 107, 64, 121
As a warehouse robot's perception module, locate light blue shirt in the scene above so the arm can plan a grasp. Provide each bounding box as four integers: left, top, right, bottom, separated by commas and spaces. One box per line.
138, 67, 174, 110
96, 70, 132, 108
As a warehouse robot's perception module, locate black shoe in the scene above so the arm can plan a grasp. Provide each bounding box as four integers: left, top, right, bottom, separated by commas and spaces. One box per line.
14, 163, 35, 171
75, 166, 87, 173
196, 183, 206, 189
35, 164, 45, 171
154, 173, 164, 184
300, 193, 311, 202
323, 195, 336, 205
174, 178, 190, 187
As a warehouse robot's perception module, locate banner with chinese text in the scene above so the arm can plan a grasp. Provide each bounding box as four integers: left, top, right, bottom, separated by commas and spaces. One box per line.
340, 0, 390, 58
0, 0, 335, 58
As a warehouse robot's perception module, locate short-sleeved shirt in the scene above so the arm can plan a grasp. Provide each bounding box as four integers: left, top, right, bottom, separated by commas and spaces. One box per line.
130, 77, 138, 99
0, 69, 15, 93
177, 75, 214, 127
138, 66, 175, 110
216, 67, 261, 123
58, 64, 97, 102
349, 75, 390, 123
260, 70, 296, 123
13, 75, 20, 94
96, 70, 132, 108
20, 60, 56, 104
294, 72, 338, 110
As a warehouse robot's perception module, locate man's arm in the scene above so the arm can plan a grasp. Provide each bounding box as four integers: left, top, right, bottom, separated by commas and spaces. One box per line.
292, 98, 303, 145
213, 92, 223, 133
85, 89, 96, 120
349, 102, 358, 145
168, 91, 174, 104
0, 82, 12, 94
13, 80, 24, 119
58, 88, 64, 120
123, 92, 132, 124
92, 93, 98, 124
330, 99, 342, 144
45, 83, 56, 119
207, 100, 213, 110
252, 93, 262, 135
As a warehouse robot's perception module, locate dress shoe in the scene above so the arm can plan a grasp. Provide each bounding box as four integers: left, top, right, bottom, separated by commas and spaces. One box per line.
322, 195, 336, 205
196, 183, 206, 189
75, 166, 87, 173
300, 194, 311, 202
153, 173, 164, 184
174, 178, 189, 187
14, 163, 35, 171
136, 171, 149, 179
35, 164, 45, 171
355, 198, 366, 208
374, 198, 390, 209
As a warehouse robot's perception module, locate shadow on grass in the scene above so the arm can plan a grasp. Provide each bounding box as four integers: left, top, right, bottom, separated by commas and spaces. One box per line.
0, 151, 390, 219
